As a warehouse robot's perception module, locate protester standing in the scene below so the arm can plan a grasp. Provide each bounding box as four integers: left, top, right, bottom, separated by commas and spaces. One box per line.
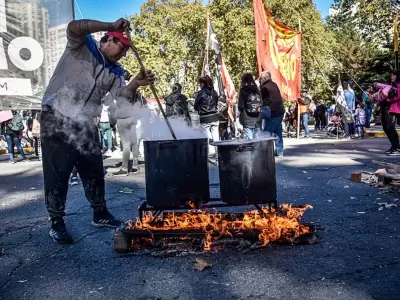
344, 82, 356, 138
377, 71, 400, 155
40, 18, 155, 244
238, 73, 262, 139
31, 111, 41, 160
318, 103, 327, 130
363, 86, 373, 128
113, 71, 147, 176
99, 104, 113, 155
353, 103, 366, 138
165, 83, 191, 125
297, 88, 312, 138
259, 71, 284, 156
194, 75, 219, 156
1, 111, 27, 163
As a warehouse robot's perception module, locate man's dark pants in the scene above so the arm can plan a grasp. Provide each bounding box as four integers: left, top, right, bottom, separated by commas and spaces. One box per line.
41, 111, 106, 218
381, 105, 400, 150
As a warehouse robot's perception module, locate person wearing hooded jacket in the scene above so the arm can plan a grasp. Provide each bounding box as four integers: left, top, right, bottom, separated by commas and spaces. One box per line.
165, 83, 191, 125
194, 75, 219, 156
238, 73, 262, 139
374, 71, 400, 156
40, 18, 155, 244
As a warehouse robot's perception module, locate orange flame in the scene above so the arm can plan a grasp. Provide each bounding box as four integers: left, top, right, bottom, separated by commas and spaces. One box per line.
127, 204, 312, 251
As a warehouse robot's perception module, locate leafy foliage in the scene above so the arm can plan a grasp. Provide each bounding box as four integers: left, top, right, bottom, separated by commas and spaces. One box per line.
326, 0, 398, 93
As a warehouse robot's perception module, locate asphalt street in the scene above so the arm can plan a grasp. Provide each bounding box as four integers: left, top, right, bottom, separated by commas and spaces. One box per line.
1, 136, 400, 300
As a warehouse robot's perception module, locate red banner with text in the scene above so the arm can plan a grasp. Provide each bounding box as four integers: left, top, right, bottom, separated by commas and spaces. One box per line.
253, 0, 301, 101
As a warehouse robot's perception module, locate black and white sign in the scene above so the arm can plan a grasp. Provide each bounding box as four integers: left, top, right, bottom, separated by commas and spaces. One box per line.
0, 0, 74, 109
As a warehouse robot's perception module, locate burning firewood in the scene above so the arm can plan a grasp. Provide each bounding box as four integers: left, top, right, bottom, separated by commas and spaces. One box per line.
114, 204, 314, 254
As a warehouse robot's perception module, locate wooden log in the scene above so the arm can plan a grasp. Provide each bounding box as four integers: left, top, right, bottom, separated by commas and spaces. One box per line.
351, 172, 362, 182
114, 230, 130, 253
377, 173, 400, 185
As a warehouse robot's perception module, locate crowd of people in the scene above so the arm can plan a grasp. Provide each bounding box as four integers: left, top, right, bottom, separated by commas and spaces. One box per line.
2, 72, 399, 165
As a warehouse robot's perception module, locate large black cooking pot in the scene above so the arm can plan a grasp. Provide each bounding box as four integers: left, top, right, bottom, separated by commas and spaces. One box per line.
144, 138, 210, 209
214, 137, 277, 205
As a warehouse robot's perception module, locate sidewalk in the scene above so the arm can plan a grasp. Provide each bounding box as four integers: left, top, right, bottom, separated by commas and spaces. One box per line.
365, 125, 400, 138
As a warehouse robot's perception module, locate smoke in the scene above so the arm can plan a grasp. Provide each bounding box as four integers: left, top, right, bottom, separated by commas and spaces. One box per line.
129, 102, 207, 141
40, 89, 208, 160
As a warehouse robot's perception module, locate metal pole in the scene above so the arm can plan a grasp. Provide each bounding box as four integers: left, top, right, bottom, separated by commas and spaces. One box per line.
395, 15, 399, 71
124, 29, 177, 140
297, 17, 301, 139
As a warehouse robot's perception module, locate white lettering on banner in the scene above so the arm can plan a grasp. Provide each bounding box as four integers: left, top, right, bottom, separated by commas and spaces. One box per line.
8, 37, 43, 71
0, 37, 8, 69
0, 78, 32, 96
0, 0, 48, 97
0, 0, 6, 33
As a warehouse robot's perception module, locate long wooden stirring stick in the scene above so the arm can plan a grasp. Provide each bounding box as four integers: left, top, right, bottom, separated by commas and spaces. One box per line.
124, 28, 177, 140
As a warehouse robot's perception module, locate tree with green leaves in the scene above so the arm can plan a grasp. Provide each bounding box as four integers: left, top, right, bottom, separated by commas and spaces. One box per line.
122, 0, 338, 102
327, 0, 398, 92
121, 0, 206, 98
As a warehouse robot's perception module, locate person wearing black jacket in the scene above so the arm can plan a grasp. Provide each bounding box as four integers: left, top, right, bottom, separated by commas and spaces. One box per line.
238, 73, 261, 139
318, 103, 327, 129
165, 83, 191, 125
259, 71, 285, 157
194, 75, 220, 156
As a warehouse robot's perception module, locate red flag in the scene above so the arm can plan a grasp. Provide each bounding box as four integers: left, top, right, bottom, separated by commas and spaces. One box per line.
253, 0, 301, 100
220, 57, 237, 105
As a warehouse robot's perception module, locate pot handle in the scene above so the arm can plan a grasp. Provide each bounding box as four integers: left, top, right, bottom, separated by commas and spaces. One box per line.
236, 145, 255, 152
159, 141, 178, 149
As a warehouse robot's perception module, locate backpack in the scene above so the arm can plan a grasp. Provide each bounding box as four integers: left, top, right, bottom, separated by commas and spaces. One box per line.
246, 92, 262, 116
10, 114, 24, 132
388, 87, 398, 99
308, 100, 316, 114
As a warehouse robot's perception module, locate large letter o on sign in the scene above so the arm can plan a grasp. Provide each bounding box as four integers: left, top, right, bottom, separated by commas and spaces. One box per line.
8, 37, 44, 71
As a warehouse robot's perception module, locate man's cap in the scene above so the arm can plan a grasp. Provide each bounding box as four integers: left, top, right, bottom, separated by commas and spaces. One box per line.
105, 32, 130, 48
300, 88, 308, 93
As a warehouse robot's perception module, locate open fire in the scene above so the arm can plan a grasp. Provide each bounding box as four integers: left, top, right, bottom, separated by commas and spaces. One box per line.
115, 204, 315, 254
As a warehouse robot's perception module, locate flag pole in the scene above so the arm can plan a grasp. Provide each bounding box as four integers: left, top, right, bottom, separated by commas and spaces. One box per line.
394, 14, 399, 71
202, 14, 210, 76
297, 17, 301, 139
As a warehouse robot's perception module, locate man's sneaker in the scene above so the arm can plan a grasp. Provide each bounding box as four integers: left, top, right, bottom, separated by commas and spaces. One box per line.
130, 167, 140, 174
92, 209, 123, 228
9, 160, 16, 164
385, 147, 394, 155
69, 177, 79, 186
387, 149, 400, 156
113, 168, 128, 176
49, 217, 73, 244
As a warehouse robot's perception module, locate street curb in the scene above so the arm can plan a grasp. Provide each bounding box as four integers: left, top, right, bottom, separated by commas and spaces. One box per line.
0, 147, 35, 155
365, 130, 400, 138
